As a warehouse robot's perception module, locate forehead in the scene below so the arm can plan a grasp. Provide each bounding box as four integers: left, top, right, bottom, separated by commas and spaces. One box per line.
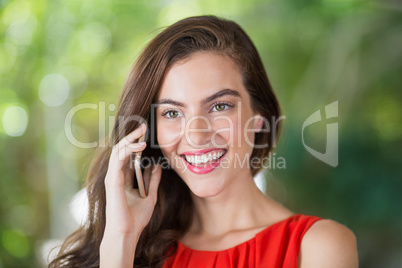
157, 52, 247, 103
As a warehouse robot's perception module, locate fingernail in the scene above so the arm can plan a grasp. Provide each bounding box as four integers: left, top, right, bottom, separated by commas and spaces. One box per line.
139, 142, 146, 146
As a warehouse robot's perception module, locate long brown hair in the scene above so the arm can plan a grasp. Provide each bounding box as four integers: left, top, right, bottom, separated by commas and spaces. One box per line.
49, 15, 281, 268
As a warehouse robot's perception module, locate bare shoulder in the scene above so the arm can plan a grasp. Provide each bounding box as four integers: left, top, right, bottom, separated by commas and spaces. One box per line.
299, 219, 358, 268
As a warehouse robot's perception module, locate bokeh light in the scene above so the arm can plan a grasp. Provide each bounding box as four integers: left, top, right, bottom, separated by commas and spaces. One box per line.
79, 22, 111, 56
2, 229, 30, 258
1, 105, 28, 137
38, 74, 70, 107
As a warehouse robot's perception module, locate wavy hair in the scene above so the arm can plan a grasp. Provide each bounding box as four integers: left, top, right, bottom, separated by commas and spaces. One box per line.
49, 15, 281, 268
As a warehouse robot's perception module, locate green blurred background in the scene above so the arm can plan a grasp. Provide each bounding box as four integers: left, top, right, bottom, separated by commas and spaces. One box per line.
0, 0, 401, 267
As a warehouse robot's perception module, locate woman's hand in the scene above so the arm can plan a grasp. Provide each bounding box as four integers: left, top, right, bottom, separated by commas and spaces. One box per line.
103, 123, 162, 236
100, 123, 162, 267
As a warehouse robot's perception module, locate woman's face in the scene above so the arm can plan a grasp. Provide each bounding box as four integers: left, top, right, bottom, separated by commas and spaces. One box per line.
155, 52, 262, 198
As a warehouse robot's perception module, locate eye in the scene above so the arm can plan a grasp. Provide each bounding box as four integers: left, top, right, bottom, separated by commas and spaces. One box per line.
211, 102, 234, 112
161, 109, 183, 119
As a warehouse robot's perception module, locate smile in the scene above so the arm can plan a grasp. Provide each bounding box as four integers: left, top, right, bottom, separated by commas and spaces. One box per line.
180, 149, 228, 174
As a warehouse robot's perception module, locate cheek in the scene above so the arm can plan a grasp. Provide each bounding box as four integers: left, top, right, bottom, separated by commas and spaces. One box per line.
157, 120, 184, 149
212, 116, 235, 147
232, 121, 254, 154
243, 118, 256, 148
212, 111, 254, 149
239, 109, 257, 151
157, 127, 176, 164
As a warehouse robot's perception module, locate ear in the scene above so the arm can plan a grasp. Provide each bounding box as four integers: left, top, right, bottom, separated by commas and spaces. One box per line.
253, 114, 264, 133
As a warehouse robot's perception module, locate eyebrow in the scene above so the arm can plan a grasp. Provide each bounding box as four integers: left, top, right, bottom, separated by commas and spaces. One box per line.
156, 88, 241, 108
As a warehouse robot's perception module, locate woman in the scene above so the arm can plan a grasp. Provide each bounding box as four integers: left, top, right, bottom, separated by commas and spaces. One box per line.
49, 15, 358, 267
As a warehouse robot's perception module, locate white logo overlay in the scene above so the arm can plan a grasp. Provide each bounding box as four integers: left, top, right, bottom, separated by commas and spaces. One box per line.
62, 100, 339, 169
302, 101, 338, 167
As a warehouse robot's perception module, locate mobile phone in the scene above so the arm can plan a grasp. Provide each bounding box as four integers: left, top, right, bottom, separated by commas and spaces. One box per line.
134, 133, 147, 198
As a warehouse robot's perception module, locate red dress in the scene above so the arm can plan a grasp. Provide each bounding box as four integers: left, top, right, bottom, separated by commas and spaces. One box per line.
162, 214, 322, 268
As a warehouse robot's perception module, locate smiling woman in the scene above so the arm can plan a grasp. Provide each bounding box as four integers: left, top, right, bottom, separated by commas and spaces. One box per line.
48, 15, 358, 268
155, 52, 264, 197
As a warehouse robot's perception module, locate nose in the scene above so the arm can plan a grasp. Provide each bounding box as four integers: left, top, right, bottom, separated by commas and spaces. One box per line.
184, 115, 212, 148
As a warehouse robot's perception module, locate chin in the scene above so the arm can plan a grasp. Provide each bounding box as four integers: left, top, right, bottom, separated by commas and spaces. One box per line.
186, 179, 225, 198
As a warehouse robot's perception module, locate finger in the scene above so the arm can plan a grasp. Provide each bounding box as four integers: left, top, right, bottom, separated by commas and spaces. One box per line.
123, 155, 135, 187
147, 164, 162, 202
117, 123, 147, 150
104, 170, 126, 202
116, 142, 147, 163
106, 143, 147, 189
108, 144, 147, 175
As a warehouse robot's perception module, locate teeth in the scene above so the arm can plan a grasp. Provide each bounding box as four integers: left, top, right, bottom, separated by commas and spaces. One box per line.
194, 156, 202, 165
184, 150, 225, 165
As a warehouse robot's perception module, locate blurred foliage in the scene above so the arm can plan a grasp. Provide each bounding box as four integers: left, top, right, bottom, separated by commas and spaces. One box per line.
0, 0, 401, 267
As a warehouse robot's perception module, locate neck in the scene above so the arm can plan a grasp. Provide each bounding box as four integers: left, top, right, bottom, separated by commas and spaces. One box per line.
189, 170, 272, 237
